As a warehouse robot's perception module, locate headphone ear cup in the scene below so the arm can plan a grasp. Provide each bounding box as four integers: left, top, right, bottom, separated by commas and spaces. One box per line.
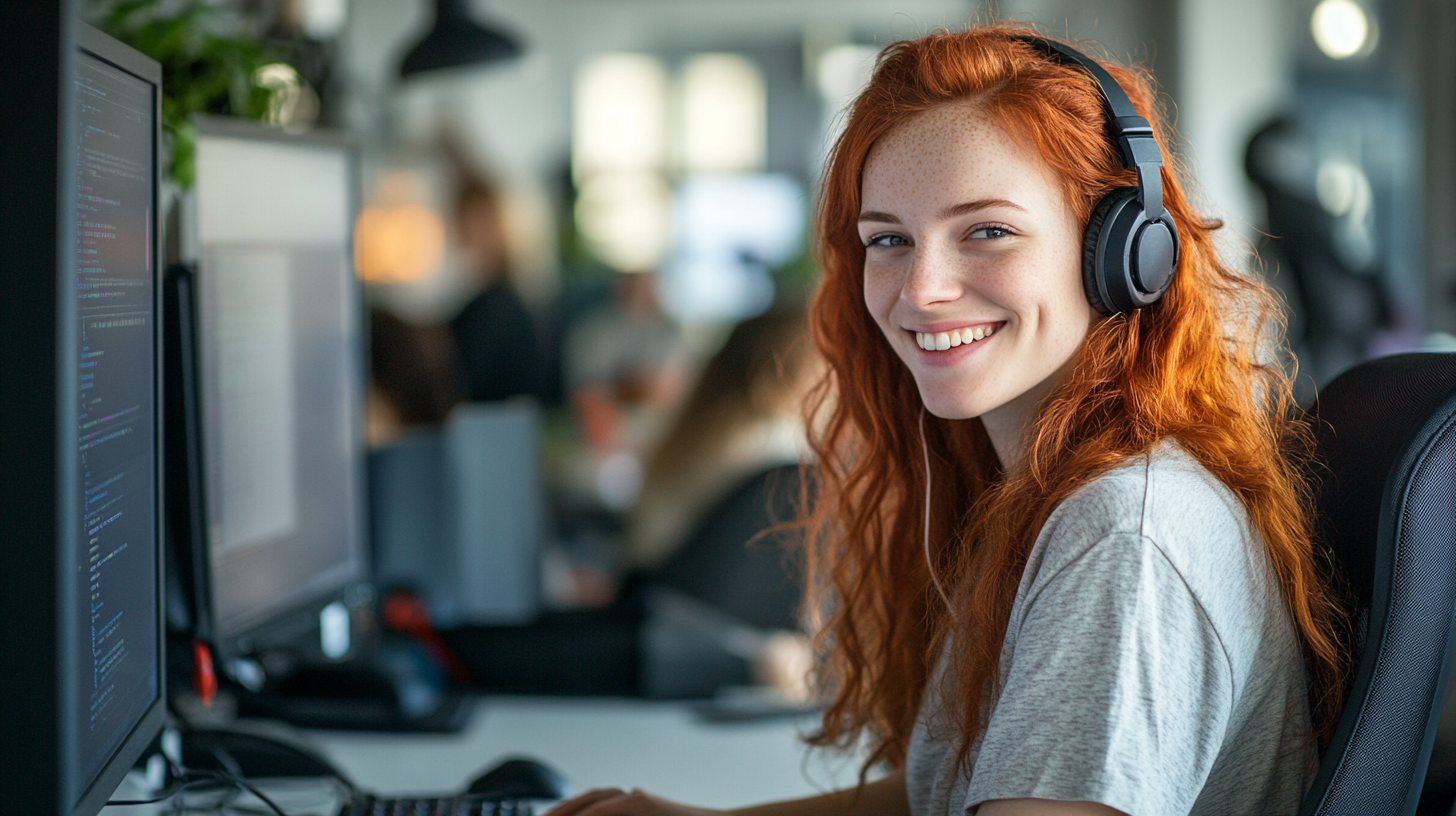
1081, 191, 1127, 316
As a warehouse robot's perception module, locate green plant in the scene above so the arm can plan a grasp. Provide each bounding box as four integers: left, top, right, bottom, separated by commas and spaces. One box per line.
87, 0, 283, 188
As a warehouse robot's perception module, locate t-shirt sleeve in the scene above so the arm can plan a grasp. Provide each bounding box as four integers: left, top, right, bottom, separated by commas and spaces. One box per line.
963, 532, 1234, 816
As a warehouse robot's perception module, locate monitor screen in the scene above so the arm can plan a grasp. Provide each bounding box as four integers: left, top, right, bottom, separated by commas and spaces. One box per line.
71, 42, 161, 799
191, 124, 366, 644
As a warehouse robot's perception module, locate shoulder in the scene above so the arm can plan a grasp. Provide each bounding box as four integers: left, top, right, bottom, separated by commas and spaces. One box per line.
1021, 440, 1286, 674
1033, 440, 1249, 563
1021, 440, 1278, 642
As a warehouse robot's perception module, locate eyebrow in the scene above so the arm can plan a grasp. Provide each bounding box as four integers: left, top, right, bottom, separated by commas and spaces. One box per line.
857, 198, 1029, 225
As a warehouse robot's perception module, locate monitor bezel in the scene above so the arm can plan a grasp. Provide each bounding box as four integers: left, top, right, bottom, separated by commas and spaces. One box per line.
183, 115, 371, 661
64, 22, 168, 816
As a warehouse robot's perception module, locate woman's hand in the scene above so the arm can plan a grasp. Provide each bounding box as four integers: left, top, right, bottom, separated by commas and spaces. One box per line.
549, 772, 909, 816
548, 788, 725, 816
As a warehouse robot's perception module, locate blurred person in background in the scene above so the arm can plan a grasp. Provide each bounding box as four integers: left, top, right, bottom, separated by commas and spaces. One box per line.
367, 306, 460, 448
552, 24, 1345, 816
1244, 116, 1393, 386
624, 309, 819, 654
627, 308, 817, 572
449, 168, 546, 403
564, 270, 689, 510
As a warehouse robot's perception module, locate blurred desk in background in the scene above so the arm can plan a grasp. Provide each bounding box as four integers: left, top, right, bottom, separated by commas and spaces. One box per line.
102, 697, 860, 814
311, 696, 857, 807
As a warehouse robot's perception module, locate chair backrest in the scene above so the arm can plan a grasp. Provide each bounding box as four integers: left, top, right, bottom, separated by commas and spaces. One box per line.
653, 464, 804, 632
1301, 352, 1456, 815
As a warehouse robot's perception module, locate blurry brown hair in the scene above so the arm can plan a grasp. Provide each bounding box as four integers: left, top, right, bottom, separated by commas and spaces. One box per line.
370, 306, 460, 425
643, 308, 814, 495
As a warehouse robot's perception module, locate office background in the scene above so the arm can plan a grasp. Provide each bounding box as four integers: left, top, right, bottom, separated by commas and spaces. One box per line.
78, 0, 1456, 811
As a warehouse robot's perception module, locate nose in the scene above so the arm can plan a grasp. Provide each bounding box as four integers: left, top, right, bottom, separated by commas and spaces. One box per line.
900, 240, 964, 311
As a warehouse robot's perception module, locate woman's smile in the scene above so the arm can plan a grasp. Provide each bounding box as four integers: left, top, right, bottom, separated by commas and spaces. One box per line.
911, 321, 1003, 351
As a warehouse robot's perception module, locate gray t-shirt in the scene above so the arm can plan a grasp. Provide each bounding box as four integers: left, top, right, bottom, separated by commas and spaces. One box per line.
905, 441, 1315, 816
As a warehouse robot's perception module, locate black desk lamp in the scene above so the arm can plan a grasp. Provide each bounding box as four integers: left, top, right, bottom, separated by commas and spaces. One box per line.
399, 0, 523, 79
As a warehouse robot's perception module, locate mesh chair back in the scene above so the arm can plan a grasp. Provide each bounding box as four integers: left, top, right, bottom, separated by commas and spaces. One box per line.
1301, 353, 1456, 815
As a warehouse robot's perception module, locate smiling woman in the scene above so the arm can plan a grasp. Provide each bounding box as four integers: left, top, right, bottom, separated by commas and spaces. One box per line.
803, 25, 1347, 816
549, 23, 1347, 816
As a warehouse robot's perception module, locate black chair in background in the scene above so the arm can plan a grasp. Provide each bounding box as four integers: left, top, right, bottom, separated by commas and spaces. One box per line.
1300, 353, 1456, 815
653, 464, 806, 633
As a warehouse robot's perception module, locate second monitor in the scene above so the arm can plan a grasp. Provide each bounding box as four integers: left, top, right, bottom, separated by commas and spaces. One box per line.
184, 117, 368, 666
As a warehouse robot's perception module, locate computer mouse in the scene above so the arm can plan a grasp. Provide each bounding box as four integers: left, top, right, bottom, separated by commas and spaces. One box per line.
466, 756, 569, 800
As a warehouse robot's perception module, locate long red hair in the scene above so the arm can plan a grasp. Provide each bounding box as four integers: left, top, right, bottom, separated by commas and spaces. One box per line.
800, 25, 1347, 774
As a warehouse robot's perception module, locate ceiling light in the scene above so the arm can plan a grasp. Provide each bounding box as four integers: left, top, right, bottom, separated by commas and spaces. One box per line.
572, 54, 668, 180
399, 0, 523, 79
679, 54, 766, 174
1311, 0, 1372, 60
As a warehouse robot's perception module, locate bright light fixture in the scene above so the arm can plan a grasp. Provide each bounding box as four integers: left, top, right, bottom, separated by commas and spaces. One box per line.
354, 172, 446, 284
1311, 0, 1372, 60
299, 0, 348, 40
572, 54, 668, 180
679, 54, 766, 174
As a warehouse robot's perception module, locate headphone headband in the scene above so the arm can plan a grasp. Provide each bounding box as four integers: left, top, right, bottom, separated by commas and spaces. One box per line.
1014, 36, 1166, 220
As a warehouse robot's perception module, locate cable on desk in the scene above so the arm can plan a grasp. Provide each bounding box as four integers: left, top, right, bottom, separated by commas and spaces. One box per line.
104, 755, 301, 815
202, 742, 292, 816
103, 776, 232, 806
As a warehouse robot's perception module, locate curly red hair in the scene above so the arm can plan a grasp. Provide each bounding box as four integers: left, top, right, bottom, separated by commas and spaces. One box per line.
799, 24, 1347, 774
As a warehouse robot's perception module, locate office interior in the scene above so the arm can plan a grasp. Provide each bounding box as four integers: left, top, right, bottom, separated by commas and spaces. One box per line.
2, 0, 1455, 813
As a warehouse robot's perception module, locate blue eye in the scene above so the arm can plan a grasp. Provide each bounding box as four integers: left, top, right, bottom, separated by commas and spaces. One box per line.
968, 224, 1014, 240
865, 233, 909, 248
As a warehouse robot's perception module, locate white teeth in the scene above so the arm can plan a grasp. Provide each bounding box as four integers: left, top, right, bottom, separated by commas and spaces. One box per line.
916, 325, 999, 351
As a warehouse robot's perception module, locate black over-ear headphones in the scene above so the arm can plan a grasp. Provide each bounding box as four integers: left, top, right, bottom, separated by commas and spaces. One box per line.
1015, 36, 1180, 315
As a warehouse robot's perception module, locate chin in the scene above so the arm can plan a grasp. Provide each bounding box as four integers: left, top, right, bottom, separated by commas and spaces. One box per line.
916, 384, 998, 421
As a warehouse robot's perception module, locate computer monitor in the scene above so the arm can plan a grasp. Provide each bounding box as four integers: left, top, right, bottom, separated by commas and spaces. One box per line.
0, 13, 166, 816
183, 118, 368, 662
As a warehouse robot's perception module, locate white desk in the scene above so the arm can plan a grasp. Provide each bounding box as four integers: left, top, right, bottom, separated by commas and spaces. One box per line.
103, 697, 863, 814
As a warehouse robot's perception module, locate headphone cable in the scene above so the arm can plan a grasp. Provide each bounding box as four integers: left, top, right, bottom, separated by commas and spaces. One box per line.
919, 408, 954, 614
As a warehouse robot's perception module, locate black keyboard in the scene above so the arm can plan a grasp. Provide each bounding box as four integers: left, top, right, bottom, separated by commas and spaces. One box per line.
337, 794, 534, 816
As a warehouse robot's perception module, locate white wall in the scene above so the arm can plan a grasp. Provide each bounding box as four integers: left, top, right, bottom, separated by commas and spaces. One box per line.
1175, 0, 1295, 237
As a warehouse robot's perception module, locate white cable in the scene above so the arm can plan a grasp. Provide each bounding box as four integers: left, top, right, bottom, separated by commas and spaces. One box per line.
919, 408, 954, 613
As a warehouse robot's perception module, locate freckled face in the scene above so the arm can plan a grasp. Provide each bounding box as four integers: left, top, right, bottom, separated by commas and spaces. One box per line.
859, 100, 1093, 426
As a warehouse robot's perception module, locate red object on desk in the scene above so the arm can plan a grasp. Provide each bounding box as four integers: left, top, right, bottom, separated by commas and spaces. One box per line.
192, 639, 217, 705
382, 590, 473, 684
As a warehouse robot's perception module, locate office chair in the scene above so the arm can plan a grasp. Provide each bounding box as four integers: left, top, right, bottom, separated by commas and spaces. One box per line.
653, 464, 806, 632
1299, 352, 1456, 816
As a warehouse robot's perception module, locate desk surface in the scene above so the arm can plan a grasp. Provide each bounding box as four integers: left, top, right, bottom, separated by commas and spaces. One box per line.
103, 697, 863, 814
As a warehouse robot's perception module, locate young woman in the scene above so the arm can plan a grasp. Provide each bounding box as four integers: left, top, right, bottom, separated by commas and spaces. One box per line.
550, 25, 1346, 816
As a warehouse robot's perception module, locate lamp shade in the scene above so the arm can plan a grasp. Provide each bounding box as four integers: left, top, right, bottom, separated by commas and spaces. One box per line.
399, 0, 522, 78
